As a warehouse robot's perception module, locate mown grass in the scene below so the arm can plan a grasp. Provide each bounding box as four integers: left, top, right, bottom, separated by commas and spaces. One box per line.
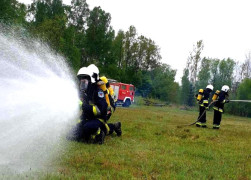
6, 105, 251, 179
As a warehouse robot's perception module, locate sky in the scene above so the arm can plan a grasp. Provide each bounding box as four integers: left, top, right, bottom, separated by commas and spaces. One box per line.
18, 0, 251, 83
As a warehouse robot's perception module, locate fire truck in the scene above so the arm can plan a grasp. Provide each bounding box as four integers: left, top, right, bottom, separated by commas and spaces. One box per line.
109, 80, 135, 107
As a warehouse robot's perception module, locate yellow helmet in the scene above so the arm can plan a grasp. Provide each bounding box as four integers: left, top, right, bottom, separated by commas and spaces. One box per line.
100, 76, 108, 84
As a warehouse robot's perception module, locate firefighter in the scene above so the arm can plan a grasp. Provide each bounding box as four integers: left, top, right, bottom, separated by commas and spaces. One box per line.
100, 76, 122, 136
195, 84, 214, 128
68, 64, 108, 144
212, 85, 230, 129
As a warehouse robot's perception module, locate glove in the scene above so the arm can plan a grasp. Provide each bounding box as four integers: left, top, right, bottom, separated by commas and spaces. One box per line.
81, 93, 89, 111
225, 99, 230, 103
205, 106, 209, 110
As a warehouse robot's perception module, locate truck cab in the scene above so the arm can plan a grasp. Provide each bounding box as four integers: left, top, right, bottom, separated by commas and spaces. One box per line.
109, 80, 135, 107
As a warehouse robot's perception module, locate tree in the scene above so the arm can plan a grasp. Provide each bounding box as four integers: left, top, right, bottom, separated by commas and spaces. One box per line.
226, 78, 251, 117
240, 52, 251, 80
69, 0, 89, 32
236, 78, 251, 117
210, 59, 221, 90
197, 57, 211, 89
0, 0, 26, 24
150, 64, 176, 101
187, 40, 204, 87
180, 68, 191, 105
123, 25, 138, 69
84, 6, 114, 66
112, 30, 125, 69
218, 58, 235, 88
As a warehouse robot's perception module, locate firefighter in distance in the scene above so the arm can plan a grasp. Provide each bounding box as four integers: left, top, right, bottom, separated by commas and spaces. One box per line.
212, 85, 230, 129
195, 85, 214, 128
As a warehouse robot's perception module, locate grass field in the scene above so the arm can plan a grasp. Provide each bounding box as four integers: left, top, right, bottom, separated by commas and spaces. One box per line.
8, 105, 251, 179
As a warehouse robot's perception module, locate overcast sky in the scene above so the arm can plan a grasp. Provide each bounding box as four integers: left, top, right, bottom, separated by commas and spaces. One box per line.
19, 0, 251, 83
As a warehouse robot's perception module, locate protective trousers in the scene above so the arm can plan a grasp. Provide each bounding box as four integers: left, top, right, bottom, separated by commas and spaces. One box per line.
82, 119, 106, 139
198, 105, 206, 123
213, 110, 222, 125
69, 119, 104, 142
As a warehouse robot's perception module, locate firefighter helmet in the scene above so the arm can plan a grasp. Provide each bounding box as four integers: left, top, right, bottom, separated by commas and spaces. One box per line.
221, 85, 230, 92
100, 76, 108, 84
87, 64, 99, 83
77, 67, 91, 80
206, 84, 214, 91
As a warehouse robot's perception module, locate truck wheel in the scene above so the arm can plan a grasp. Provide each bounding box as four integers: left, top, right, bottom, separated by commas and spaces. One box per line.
123, 99, 131, 107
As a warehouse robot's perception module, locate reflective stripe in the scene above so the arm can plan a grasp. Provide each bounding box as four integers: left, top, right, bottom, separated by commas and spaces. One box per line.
96, 127, 101, 135
93, 105, 101, 116
98, 119, 110, 133
213, 107, 223, 112
196, 122, 206, 126
196, 122, 202, 126
213, 124, 220, 128
213, 107, 218, 111
91, 128, 101, 140
79, 100, 83, 106
203, 100, 208, 104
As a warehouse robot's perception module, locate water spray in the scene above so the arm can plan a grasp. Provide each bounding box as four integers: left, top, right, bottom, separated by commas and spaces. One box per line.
0, 26, 79, 173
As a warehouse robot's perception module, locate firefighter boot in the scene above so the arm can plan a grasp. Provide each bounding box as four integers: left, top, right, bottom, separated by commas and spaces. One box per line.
196, 122, 207, 128
213, 124, 220, 130
196, 122, 202, 127
114, 122, 122, 136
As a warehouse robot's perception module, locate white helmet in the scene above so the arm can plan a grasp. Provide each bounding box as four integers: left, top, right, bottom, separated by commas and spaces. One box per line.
206, 84, 214, 91
87, 64, 99, 83
221, 85, 230, 92
77, 67, 92, 80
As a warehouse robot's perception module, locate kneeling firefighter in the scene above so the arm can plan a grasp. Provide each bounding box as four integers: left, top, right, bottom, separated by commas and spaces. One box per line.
68, 64, 109, 144
212, 85, 230, 129
100, 76, 122, 136
195, 84, 214, 128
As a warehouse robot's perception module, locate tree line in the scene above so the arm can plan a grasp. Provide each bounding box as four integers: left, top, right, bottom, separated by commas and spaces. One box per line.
1, 0, 250, 116
181, 40, 251, 117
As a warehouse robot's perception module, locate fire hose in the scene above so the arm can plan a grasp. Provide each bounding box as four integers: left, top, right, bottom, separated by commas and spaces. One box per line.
185, 100, 216, 126
183, 99, 251, 127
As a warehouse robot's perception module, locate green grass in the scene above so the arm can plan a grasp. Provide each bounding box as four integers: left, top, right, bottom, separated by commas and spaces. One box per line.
6, 106, 251, 179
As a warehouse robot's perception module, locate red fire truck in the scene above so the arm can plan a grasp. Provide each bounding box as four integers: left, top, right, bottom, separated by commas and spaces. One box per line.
109, 80, 135, 107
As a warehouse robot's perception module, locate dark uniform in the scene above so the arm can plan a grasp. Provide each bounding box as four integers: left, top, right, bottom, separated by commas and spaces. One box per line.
213, 90, 229, 129
69, 83, 109, 144
196, 88, 212, 127
106, 92, 121, 136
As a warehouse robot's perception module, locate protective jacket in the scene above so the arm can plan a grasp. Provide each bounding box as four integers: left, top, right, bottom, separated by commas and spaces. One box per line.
197, 88, 211, 108
80, 83, 108, 122
213, 91, 228, 112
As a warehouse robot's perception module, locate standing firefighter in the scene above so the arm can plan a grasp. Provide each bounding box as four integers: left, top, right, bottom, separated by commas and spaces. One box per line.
195, 85, 214, 128
212, 85, 230, 129
100, 76, 122, 136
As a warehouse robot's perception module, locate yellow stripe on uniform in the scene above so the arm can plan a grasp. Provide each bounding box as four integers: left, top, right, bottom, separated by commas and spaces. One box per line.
203, 100, 208, 104
98, 119, 110, 133
93, 105, 101, 116
93, 106, 98, 116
